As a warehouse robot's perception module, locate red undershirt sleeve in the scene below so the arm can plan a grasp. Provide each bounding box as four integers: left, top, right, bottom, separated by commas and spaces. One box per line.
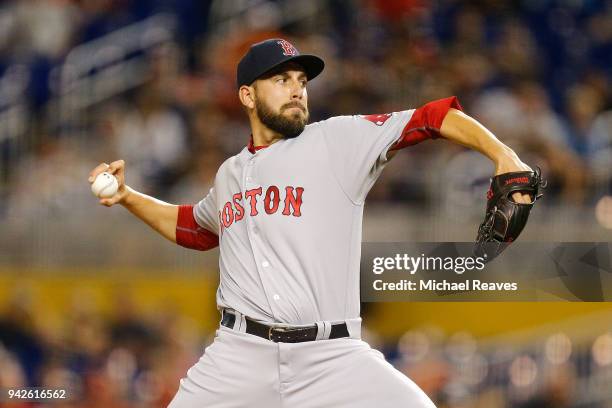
176, 204, 219, 251
390, 96, 463, 151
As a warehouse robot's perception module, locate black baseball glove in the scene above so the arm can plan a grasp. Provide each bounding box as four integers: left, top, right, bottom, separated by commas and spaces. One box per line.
475, 167, 546, 262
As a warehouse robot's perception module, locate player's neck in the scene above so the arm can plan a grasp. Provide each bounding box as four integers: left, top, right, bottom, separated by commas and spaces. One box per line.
250, 120, 284, 147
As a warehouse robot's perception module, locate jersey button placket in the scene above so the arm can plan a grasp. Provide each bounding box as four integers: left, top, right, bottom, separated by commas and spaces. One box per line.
244, 165, 257, 235
254, 251, 283, 316
242, 155, 281, 317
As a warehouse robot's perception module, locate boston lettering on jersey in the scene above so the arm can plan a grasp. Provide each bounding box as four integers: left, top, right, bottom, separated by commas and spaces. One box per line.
218, 185, 304, 231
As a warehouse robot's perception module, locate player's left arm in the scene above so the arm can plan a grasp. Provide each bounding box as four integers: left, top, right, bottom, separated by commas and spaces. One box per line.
386, 106, 532, 204
438, 108, 533, 203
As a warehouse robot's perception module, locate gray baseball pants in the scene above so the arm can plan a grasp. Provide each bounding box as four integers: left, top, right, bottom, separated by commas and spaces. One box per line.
168, 325, 436, 407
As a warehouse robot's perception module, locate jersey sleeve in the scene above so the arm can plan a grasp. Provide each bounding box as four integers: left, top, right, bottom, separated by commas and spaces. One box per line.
320, 96, 462, 203
175, 187, 219, 251
390, 96, 463, 150
176, 205, 219, 251
193, 187, 219, 233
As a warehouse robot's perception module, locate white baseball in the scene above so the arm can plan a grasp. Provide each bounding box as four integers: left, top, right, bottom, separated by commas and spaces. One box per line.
91, 172, 119, 198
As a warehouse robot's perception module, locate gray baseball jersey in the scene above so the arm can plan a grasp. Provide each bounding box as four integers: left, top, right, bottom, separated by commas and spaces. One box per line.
189, 97, 460, 325
170, 97, 460, 408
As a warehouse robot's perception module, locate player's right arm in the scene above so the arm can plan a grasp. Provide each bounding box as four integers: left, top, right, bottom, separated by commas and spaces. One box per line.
88, 160, 219, 251
88, 160, 179, 243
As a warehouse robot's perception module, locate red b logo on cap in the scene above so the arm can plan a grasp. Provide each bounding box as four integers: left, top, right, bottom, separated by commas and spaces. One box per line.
277, 39, 298, 56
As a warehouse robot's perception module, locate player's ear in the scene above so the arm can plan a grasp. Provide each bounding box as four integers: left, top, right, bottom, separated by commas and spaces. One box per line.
239, 85, 256, 110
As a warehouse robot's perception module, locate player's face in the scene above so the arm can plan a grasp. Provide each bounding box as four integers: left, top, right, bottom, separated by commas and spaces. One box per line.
253, 65, 309, 139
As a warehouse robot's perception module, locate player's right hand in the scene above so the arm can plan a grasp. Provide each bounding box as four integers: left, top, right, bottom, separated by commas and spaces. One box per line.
88, 159, 129, 207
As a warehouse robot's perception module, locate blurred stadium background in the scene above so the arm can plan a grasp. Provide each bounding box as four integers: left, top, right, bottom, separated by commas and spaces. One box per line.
0, 0, 611, 407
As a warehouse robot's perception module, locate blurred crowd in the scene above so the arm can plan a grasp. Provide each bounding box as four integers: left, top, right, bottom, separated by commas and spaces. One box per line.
386, 327, 612, 407
1, 291, 611, 407
0, 0, 611, 222
0, 289, 204, 407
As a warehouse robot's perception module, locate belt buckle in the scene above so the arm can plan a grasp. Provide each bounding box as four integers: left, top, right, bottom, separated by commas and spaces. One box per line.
268, 326, 288, 342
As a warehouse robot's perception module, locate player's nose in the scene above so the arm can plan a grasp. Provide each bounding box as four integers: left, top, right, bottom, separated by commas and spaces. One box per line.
288, 81, 304, 100
290, 88, 303, 100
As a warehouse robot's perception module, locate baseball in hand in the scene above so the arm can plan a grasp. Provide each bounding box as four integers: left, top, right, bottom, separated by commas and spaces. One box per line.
91, 172, 119, 198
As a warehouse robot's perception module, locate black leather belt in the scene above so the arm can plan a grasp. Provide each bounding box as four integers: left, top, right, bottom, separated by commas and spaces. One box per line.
221, 310, 349, 343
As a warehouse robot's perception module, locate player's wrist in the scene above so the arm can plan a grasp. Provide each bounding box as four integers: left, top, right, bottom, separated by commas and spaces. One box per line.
118, 185, 134, 206
493, 149, 529, 175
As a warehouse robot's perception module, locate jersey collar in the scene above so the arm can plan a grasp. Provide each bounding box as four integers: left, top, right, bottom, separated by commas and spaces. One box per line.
247, 135, 270, 154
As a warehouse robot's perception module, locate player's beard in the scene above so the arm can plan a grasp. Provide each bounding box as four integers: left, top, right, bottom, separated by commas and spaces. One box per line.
255, 97, 309, 139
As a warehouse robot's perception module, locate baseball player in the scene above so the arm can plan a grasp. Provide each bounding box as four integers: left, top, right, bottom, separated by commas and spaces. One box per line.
88, 39, 539, 407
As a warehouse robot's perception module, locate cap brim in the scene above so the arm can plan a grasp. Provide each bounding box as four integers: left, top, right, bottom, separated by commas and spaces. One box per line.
258, 54, 325, 83
287, 54, 325, 81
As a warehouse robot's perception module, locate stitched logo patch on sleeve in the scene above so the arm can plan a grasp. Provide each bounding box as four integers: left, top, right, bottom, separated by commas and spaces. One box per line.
361, 113, 392, 126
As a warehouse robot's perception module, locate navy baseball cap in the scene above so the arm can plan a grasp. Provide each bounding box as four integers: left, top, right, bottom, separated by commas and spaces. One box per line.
237, 38, 325, 88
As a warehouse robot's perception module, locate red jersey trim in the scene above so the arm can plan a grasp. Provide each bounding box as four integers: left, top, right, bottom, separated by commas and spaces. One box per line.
247, 135, 270, 154
390, 96, 463, 151
176, 205, 219, 251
